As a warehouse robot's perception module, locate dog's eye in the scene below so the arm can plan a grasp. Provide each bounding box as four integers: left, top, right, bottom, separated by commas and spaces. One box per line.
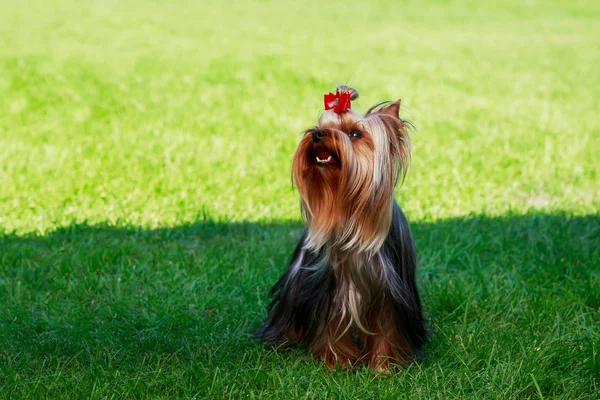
348, 130, 361, 139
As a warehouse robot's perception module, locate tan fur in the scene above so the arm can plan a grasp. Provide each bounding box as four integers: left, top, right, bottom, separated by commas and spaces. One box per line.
365, 302, 412, 369
292, 102, 409, 256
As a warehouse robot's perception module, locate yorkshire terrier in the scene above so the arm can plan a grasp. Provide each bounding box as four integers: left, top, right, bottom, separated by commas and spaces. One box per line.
255, 86, 426, 370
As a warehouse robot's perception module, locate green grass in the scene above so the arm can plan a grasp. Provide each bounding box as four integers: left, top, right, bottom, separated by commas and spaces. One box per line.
0, 0, 598, 398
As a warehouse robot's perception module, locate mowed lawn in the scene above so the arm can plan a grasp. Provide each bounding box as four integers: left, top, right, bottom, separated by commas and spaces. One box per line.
0, 0, 599, 398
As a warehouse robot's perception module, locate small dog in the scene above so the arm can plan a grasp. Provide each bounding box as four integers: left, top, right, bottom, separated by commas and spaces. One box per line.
256, 86, 426, 370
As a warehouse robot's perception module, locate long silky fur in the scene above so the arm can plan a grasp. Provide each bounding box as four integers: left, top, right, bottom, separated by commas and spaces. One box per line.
255, 87, 426, 368
255, 203, 426, 360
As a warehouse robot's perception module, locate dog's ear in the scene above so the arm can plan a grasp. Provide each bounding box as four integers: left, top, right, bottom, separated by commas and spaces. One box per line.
380, 99, 401, 119
366, 99, 401, 119
378, 99, 410, 181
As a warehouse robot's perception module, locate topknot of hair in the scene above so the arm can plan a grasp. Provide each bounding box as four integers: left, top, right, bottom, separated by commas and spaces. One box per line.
337, 85, 359, 101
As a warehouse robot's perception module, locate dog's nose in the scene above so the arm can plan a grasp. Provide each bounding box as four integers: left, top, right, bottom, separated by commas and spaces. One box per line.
312, 130, 325, 142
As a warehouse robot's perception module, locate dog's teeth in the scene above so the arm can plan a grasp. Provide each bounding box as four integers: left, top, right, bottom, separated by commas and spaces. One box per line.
316, 156, 332, 163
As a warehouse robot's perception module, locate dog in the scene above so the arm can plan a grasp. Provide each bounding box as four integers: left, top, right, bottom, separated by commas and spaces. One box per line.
255, 86, 426, 370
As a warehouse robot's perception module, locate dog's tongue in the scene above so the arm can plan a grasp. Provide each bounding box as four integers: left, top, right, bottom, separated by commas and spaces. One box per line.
316, 149, 332, 160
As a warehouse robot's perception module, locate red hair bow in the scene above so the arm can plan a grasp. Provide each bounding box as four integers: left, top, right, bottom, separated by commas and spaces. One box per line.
324, 91, 351, 114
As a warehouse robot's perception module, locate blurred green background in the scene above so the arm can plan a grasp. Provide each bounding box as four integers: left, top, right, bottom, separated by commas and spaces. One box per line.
0, 0, 598, 398
2, 0, 598, 231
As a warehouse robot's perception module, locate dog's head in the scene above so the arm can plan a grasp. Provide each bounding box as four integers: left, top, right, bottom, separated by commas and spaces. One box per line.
292, 86, 412, 253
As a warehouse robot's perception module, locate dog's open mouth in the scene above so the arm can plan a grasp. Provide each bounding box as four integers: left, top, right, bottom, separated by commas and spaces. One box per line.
312, 146, 339, 167
316, 149, 333, 164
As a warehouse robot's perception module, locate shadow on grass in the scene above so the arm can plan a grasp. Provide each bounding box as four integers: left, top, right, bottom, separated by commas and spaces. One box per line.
0, 213, 598, 371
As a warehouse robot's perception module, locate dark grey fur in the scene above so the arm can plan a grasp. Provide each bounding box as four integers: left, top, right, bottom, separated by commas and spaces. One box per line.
255, 201, 426, 355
